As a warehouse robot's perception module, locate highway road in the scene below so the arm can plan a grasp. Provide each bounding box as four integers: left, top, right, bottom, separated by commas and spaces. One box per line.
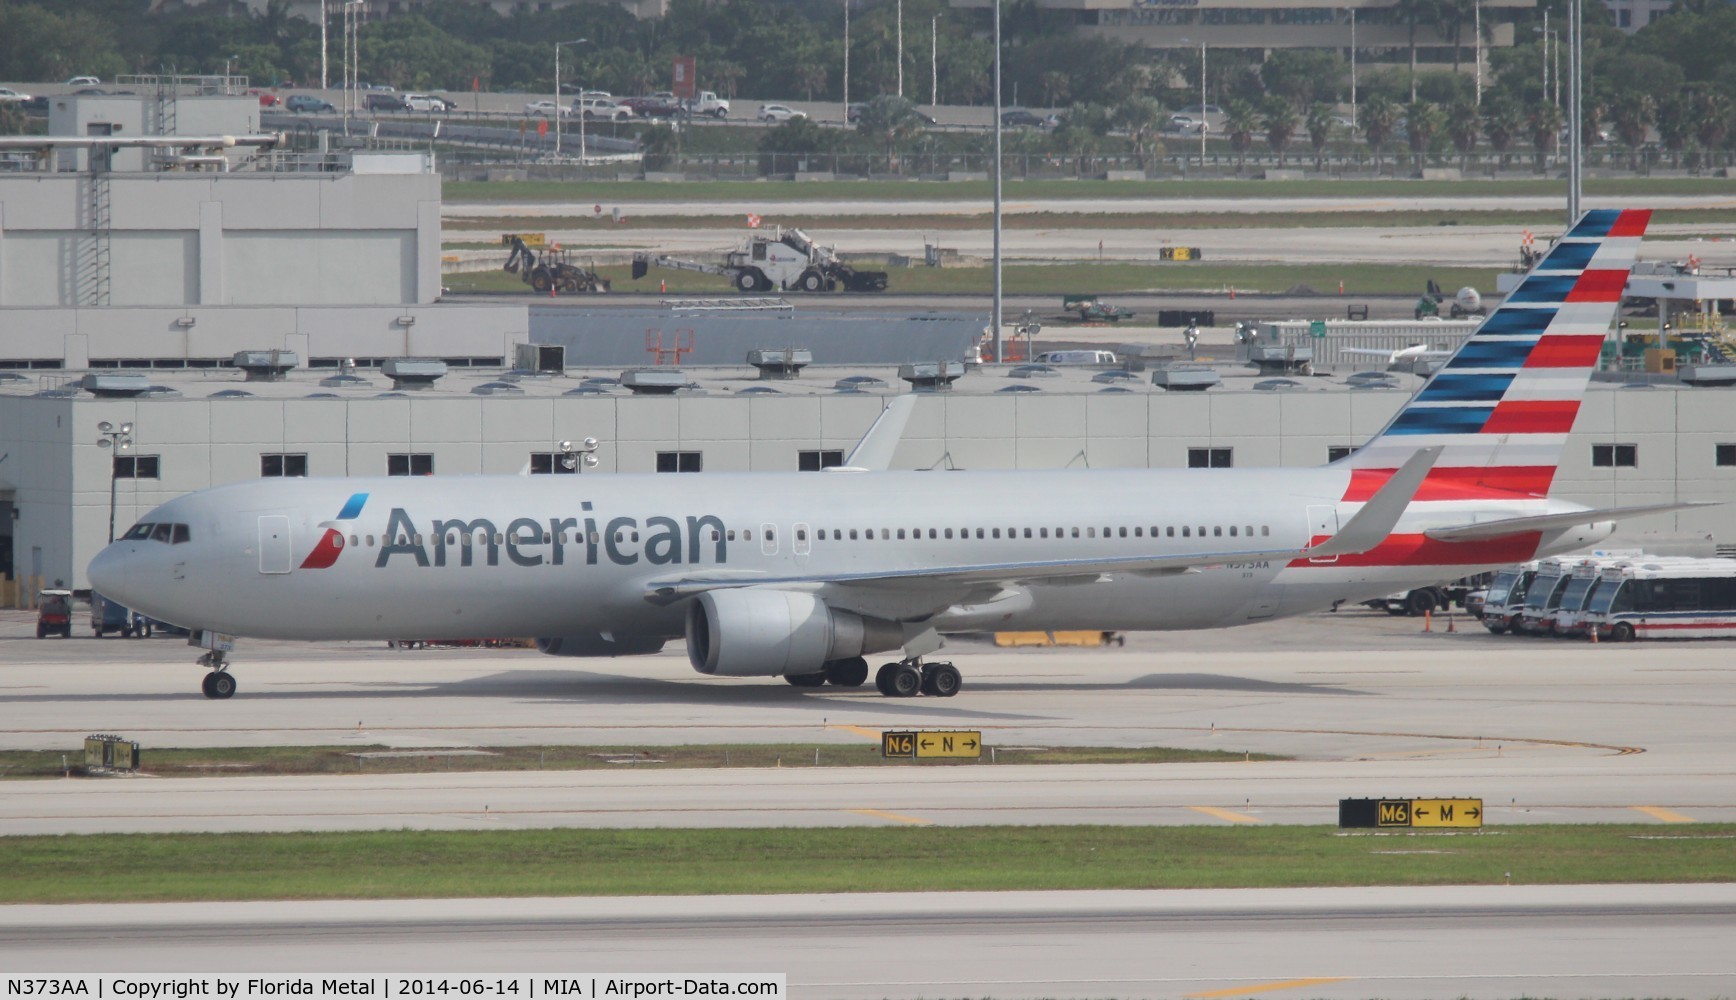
5, 887, 1735, 998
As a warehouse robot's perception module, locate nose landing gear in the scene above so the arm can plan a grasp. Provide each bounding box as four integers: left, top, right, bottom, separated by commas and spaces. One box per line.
873, 659, 961, 698
197, 650, 236, 699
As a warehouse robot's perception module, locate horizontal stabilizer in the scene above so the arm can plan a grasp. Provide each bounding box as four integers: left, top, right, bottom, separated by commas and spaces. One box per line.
1307, 446, 1441, 558
1423, 501, 1720, 542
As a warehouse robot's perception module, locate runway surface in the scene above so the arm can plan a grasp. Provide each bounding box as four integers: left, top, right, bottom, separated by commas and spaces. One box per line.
5, 609, 1735, 835
6, 886, 1736, 998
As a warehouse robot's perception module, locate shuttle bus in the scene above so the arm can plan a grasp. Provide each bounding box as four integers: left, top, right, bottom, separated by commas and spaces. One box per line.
1582, 558, 1736, 641
1512, 558, 1575, 635
1481, 560, 1542, 635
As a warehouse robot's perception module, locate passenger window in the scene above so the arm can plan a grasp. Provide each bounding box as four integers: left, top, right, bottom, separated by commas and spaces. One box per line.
944, 529, 953, 539
1024, 528, 1032, 538
351, 534, 360, 547
1230, 526, 1238, 537
1119, 527, 1128, 538
976, 528, 984, 539
1071, 528, 1080, 538
1135, 527, 1144, 537
1214, 526, 1222, 537
1040, 528, 1049, 538
1246, 525, 1254, 537
796, 529, 807, 541
929, 529, 937, 539
727, 530, 737, 541
366, 535, 375, 547
992, 528, 1001, 539
850, 529, 859, 540
1088, 527, 1097, 539
881, 529, 890, 540
1262, 526, 1270, 536
898, 529, 907, 539
1182, 527, 1191, 537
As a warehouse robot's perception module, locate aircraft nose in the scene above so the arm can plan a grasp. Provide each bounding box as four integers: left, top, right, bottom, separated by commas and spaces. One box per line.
87, 542, 132, 601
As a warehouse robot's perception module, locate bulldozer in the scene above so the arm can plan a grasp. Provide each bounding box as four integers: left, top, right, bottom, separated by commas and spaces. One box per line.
503, 234, 610, 295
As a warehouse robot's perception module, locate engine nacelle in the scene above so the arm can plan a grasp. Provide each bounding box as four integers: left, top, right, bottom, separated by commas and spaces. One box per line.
535, 633, 666, 657
686, 589, 903, 677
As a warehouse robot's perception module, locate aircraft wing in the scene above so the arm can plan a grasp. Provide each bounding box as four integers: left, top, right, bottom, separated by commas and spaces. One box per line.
646, 446, 1443, 609
1423, 501, 1720, 542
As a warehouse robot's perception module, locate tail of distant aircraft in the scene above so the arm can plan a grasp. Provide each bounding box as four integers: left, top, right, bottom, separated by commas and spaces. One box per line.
1343, 208, 1652, 501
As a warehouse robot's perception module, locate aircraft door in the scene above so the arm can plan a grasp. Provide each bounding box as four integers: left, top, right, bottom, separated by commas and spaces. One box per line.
792, 522, 811, 566
1305, 505, 1339, 564
258, 515, 292, 574
760, 523, 778, 557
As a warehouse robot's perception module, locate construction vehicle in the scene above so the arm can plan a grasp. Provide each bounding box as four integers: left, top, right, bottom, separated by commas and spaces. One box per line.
1414, 279, 1485, 320
503, 234, 610, 294
631, 228, 888, 293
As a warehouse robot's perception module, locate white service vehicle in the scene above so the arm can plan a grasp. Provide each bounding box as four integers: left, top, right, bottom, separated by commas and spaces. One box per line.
1582, 557, 1736, 641
685, 91, 730, 117
633, 227, 888, 293
1033, 350, 1119, 366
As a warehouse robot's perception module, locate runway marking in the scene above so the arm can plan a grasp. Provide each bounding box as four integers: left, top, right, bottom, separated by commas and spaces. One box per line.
848, 808, 933, 826
828, 725, 883, 740
1633, 805, 1697, 823
1185, 977, 1348, 997
1188, 805, 1262, 824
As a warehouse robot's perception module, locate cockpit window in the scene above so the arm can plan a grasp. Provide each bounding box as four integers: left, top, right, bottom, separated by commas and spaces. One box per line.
172, 524, 190, 544
150, 523, 173, 542
123, 522, 191, 544
123, 523, 154, 540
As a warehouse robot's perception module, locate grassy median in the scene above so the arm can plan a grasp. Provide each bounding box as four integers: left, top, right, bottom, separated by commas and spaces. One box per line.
5, 825, 1733, 903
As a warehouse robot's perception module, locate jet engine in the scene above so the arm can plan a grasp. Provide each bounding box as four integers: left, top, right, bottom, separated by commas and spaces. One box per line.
686, 589, 904, 677
535, 633, 667, 657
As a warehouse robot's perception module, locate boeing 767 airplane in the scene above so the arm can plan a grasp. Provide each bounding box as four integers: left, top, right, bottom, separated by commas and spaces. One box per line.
90, 209, 1699, 699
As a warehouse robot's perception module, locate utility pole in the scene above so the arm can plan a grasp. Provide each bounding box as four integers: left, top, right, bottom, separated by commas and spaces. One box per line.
842, 0, 850, 118
896, 0, 904, 98
1568, 0, 1581, 225
991, 0, 1003, 364
931, 14, 939, 109
320, 0, 328, 90
1474, 0, 1482, 106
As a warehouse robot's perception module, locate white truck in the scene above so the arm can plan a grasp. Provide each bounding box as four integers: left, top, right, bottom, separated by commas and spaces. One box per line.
684, 91, 730, 118
633, 228, 887, 293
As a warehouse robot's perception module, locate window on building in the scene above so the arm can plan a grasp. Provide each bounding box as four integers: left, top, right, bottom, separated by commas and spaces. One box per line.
529, 452, 580, 474
656, 451, 703, 473
1592, 444, 1637, 468
798, 449, 844, 471
1188, 447, 1233, 469
261, 453, 308, 478
1327, 446, 1356, 462
113, 455, 160, 479
1717, 444, 1736, 467
388, 453, 434, 476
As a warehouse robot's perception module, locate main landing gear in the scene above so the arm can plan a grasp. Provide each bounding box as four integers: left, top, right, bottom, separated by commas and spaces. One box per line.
874, 659, 961, 698
197, 649, 236, 700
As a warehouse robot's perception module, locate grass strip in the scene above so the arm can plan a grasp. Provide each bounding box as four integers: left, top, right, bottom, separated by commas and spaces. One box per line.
443, 176, 1736, 204
444, 208, 1736, 232
5, 825, 1733, 903
0, 743, 1273, 781
443, 261, 1493, 297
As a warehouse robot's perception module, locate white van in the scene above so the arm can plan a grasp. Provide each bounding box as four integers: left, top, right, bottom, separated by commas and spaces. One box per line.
1033, 350, 1118, 366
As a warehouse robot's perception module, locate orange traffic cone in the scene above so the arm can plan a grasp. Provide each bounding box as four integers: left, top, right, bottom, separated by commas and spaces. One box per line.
1590, 625, 1599, 644
1447, 613, 1456, 633
1423, 609, 1432, 632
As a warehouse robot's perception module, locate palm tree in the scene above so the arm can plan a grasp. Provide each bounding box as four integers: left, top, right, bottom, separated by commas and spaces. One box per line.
1405, 100, 1442, 165
1262, 97, 1298, 167
1526, 102, 1564, 173
1361, 94, 1399, 172
1482, 99, 1521, 169
856, 94, 927, 173
1689, 86, 1731, 169
1306, 102, 1335, 171
1392, 0, 1441, 103
1610, 91, 1654, 171
1041, 70, 1071, 110
1112, 96, 1165, 172
1656, 95, 1692, 169
1446, 99, 1479, 170
1224, 99, 1259, 173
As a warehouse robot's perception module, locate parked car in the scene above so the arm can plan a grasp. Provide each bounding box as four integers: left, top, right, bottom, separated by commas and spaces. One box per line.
1000, 108, 1057, 128
365, 91, 408, 112
523, 99, 568, 117
36, 590, 73, 639
65, 76, 101, 86
0, 87, 32, 103
758, 103, 806, 123
576, 96, 632, 121
1161, 113, 1207, 134
251, 89, 279, 107
848, 99, 936, 124
426, 94, 457, 112
402, 93, 440, 112
285, 94, 336, 113
620, 95, 683, 118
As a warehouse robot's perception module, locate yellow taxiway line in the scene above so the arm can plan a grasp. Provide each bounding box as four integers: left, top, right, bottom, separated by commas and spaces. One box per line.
828, 724, 883, 740
848, 808, 933, 826
1186, 977, 1350, 998
1188, 805, 1263, 824
1633, 805, 1696, 823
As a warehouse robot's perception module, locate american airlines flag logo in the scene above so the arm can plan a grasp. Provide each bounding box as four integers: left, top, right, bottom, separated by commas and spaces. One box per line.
299, 493, 369, 570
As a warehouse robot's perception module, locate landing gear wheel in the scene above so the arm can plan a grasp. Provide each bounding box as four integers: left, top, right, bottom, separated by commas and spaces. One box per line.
875, 663, 900, 696
798, 270, 824, 292
1611, 622, 1635, 642
785, 672, 827, 687
825, 656, 869, 687
921, 662, 962, 698
735, 269, 761, 292
889, 663, 923, 698
204, 671, 236, 699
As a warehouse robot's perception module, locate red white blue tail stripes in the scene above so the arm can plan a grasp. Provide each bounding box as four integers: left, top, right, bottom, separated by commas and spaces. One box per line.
1344, 208, 1651, 500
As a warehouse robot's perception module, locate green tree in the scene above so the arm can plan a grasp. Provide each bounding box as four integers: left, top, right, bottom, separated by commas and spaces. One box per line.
1040, 70, 1071, 109
1688, 85, 1731, 167
637, 121, 681, 172
1609, 90, 1654, 171
1262, 97, 1298, 167
1656, 94, 1693, 169
1258, 49, 1345, 109
1305, 102, 1335, 171
1112, 95, 1166, 172
1404, 100, 1443, 164
1223, 99, 1258, 172
1526, 102, 1564, 172
1361, 94, 1400, 171
758, 115, 843, 173
1392, 0, 1442, 102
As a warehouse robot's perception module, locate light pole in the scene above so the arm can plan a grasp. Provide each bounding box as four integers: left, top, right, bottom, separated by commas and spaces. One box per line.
1474, 0, 1481, 106
842, 0, 850, 120
95, 420, 134, 544
225, 53, 238, 91
930, 14, 940, 109
1349, 9, 1357, 127
991, 0, 1002, 363
554, 38, 588, 157
1567, 0, 1581, 225
558, 438, 600, 474
321, 0, 328, 90
896, 0, 904, 98
1198, 41, 1207, 163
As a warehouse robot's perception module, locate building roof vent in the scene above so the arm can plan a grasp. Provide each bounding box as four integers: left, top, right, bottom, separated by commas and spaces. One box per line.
834, 375, 888, 392
381, 358, 449, 391
318, 373, 373, 389
899, 360, 965, 391
471, 381, 525, 396
746, 348, 812, 380
1150, 364, 1221, 392
620, 368, 693, 395
231, 350, 300, 382
514, 343, 567, 374
0, 371, 27, 385
81, 373, 155, 398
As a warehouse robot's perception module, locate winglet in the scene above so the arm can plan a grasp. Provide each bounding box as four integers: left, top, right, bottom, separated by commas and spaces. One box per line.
833, 394, 916, 472
1308, 446, 1442, 558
